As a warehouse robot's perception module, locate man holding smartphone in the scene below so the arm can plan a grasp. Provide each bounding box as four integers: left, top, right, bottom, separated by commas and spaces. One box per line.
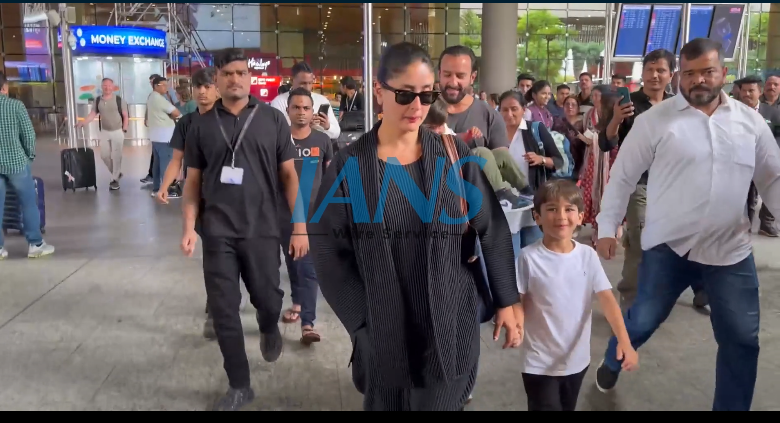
599, 48, 707, 311
270, 62, 341, 140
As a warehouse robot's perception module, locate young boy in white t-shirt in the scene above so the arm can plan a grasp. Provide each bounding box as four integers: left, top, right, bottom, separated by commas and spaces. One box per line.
514, 180, 638, 411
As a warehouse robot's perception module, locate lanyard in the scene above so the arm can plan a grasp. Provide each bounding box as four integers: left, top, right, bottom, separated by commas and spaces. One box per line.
347, 92, 358, 112
215, 106, 259, 168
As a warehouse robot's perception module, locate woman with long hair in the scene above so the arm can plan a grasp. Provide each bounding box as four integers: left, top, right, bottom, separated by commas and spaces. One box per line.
309, 42, 521, 411
551, 95, 589, 181
524, 80, 554, 129
580, 85, 620, 246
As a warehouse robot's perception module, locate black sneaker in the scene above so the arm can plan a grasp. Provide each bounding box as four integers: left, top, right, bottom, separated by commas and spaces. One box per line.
109, 180, 120, 191
203, 316, 217, 340
759, 225, 779, 237
212, 387, 255, 411
495, 188, 531, 209
693, 290, 709, 309
596, 360, 620, 393
259, 320, 283, 363
167, 186, 181, 199
140, 175, 153, 184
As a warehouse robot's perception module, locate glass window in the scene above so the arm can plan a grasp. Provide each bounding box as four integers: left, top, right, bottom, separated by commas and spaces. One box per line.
199, 31, 234, 51
3, 54, 53, 83
190, 4, 233, 31
118, 60, 163, 105
322, 5, 362, 32
7, 82, 55, 108
322, 31, 363, 59
278, 5, 320, 32
279, 32, 307, 57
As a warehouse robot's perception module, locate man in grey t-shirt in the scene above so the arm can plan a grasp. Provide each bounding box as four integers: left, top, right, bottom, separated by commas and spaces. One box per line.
439, 45, 530, 207
77, 78, 128, 191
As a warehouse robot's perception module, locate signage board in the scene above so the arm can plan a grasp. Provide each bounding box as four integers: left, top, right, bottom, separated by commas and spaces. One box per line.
59, 26, 167, 58
250, 76, 282, 103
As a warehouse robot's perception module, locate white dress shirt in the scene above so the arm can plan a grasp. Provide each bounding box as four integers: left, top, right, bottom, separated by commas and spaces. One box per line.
597, 92, 780, 266
270, 91, 341, 139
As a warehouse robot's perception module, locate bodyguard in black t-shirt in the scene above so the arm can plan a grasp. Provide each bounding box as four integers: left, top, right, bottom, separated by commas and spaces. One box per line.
181, 49, 308, 412
278, 88, 333, 345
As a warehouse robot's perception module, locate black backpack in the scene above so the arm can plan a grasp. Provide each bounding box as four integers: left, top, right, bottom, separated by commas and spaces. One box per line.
94, 95, 124, 131
339, 110, 365, 132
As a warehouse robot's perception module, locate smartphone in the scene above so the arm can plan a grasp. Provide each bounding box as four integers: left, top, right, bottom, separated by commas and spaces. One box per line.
318, 104, 330, 116
617, 87, 631, 105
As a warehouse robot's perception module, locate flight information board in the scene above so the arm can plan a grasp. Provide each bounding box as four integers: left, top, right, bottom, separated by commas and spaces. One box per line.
710, 4, 745, 59
614, 4, 653, 57
646, 5, 682, 54
677, 5, 715, 54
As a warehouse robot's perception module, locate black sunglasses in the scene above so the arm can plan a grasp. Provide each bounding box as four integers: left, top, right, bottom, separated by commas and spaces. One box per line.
381, 82, 440, 106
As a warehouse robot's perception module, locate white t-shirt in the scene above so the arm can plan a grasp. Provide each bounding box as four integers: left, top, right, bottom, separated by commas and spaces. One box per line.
508, 120, 529, 180
516, 240, 613, 377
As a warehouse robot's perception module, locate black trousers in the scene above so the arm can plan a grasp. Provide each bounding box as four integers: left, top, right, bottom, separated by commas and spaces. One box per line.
747, 182, 774, 227
147, 151, 154, 176
521, 366, 589, 411
203, 236, 284, 389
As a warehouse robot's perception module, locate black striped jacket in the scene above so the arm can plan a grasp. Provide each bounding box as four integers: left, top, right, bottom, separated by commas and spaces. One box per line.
309, 124, 518, 388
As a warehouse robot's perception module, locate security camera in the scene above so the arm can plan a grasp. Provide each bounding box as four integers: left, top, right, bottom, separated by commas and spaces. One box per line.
67, 32, 77, 50
46, 10, 61, 27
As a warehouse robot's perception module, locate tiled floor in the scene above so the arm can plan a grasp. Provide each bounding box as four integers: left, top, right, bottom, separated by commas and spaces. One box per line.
1, 139, 779, 411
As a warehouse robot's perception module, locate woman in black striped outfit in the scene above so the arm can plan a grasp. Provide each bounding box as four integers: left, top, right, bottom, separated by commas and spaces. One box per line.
309, 42, 521, 411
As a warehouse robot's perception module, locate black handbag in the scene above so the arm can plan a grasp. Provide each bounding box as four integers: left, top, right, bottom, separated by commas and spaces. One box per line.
441, 134, 495, 324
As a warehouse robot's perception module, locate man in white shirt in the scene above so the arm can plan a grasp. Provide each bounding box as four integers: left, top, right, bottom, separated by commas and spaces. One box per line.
146, 76, 181, 197
593, 38, 780, 411
270, 62, 340, 140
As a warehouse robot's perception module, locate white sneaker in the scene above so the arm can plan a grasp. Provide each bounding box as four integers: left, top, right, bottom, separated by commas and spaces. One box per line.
28, 242, 55, 258
0, 248, 7, 260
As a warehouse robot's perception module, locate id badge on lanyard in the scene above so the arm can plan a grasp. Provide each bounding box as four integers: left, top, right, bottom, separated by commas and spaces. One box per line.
216, 107, 259, 185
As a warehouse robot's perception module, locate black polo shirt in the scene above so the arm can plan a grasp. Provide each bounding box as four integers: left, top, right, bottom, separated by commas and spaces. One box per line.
184, 96, 296, 239
598, 89, 672, 186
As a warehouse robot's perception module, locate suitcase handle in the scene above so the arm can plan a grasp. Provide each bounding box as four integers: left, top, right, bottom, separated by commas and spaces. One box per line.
77, 126, 88, 151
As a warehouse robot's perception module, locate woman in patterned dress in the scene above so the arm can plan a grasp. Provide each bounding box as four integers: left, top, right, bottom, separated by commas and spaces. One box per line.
580, 85, 620, 246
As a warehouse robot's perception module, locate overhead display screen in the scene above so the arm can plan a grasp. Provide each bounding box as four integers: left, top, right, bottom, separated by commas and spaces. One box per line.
677, 5, 715, 54
645, 5, 682, 54
614, 4, 653, 57
709, 4, 745, 59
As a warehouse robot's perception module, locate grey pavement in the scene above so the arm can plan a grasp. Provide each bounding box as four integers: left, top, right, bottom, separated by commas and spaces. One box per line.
0, 139, 779, 411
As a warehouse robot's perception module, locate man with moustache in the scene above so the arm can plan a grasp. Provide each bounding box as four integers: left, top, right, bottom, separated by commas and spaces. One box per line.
181, 48, 308, 411
740, 74, 780, 237
576, 72, 594, 115
438, 45, 531, 206
599, 48, 707, 311
761, 74, 780, 108
595, 38, 780, 412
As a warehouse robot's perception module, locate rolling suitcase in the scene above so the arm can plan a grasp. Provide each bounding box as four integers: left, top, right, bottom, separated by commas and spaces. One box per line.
61, 127, 97, 192
2, 176, 46, 235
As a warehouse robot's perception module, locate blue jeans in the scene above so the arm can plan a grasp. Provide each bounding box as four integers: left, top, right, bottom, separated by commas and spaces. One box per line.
520, 225, 544, 249
603, 244, 760, 411
280, 223, 319, 328
151, 142, 174, 192
0, 165, 43, 247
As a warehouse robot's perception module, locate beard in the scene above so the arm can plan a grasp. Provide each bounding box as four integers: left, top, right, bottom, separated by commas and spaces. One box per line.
441, 85, 468, 105
681, 83, 723, 107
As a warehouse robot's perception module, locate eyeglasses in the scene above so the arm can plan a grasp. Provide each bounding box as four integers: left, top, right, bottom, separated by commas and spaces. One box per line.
381, 82, 439, 106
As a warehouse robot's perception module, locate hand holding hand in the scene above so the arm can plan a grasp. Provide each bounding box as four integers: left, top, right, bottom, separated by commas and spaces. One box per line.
494, 306, 522, 349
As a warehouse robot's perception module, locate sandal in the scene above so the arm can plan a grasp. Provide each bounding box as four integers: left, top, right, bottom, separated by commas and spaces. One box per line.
300, 327, 321, 346
282, 307, 301, 324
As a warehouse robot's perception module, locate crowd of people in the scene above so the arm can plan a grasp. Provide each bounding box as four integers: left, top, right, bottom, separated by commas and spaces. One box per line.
1, 34, 778, 412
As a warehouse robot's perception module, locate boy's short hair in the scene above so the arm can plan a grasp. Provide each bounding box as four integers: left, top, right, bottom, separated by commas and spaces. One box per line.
423, 97, 448, 127
533, 180, 585, 215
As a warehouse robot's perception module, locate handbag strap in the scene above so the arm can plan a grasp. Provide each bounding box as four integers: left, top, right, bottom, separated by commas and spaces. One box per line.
441, 134, 469, 233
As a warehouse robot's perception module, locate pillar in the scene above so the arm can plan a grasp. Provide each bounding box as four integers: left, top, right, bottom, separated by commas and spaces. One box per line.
481, 3, 519, 94
766, 3, 780, 76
